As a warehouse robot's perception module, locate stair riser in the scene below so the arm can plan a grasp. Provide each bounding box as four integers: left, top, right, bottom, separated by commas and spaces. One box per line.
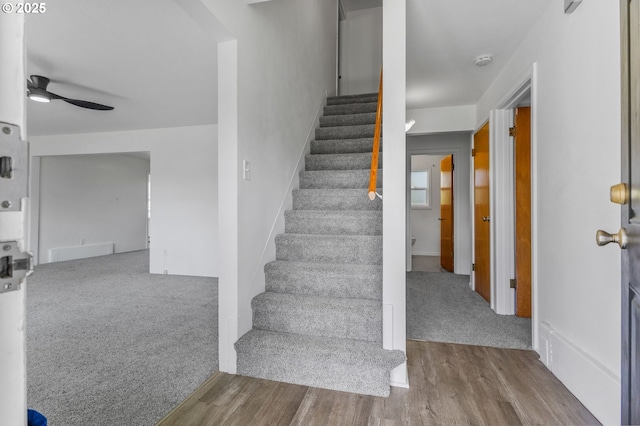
319, 113, 376, 127
237, 354, 392, 397
276, 235, 382, 265
240, 91, 395, 398
310, 138, 382, 155
327, 94, 379, 106
305, 153, 381, 171
323, 102, 378, 116
292, 190, 382, 211
252, 300, 382, 342
285, 212, 382, 236
315, 125, 375, 140
264, 262, 382, 299
299, 170, 382, 189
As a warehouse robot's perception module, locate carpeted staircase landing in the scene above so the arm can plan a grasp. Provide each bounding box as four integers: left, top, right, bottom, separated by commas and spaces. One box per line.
235, 93, 405, 397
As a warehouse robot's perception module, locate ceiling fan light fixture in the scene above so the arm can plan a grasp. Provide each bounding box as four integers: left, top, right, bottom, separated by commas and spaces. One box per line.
474, 55, 493, 67
27, 89, 51, 103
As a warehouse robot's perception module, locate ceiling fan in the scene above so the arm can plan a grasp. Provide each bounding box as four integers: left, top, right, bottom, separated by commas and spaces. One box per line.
26, 75, 114, 111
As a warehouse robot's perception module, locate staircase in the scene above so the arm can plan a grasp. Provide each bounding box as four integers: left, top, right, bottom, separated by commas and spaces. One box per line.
235, 92, 405, 397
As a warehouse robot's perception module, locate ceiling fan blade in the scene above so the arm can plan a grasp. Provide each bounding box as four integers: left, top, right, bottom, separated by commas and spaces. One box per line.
60, 98, 114, 111
26, 75, 114, 110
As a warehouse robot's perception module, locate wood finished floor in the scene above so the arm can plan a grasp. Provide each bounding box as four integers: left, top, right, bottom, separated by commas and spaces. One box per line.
157, 340, 599, 426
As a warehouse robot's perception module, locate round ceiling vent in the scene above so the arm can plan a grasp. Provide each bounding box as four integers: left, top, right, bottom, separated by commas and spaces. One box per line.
474, 55, 493, 67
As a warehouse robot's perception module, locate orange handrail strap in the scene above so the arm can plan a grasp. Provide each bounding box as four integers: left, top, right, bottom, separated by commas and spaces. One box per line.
368, 70, 383, 201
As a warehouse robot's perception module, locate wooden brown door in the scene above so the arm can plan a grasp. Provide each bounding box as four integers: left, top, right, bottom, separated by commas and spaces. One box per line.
474, 123, 490, 303
620, 1, 640, 421
514, 107, 532, 318
440, 155, 454, 272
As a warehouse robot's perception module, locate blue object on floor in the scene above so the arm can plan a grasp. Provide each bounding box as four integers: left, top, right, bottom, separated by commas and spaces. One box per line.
28, 409, 47, 426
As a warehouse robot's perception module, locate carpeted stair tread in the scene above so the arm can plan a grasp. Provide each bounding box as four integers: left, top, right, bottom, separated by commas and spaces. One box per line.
252, 292, 382, 342
327, 93, 379, 105
235, 329, 405, 397
265, 261, 382, 299
310, 137, 382, 155
275, 234, 382, 265
305, 152, 381, 171
292, 188, 382, 211
285, 210, 381, 235
299, 169, 382, 189
316, 124, 375, 140
319, 112, 377, 128
238, 92, 401, 397
323, 102, 378, 116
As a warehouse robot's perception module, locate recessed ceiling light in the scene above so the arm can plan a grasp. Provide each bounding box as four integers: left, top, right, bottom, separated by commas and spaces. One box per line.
474, 55, 493, 67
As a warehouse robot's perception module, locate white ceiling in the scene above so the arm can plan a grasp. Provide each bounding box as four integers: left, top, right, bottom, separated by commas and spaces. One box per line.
25, 0, 223, 136
406, 0, 553, 109
25, 0, 553, 136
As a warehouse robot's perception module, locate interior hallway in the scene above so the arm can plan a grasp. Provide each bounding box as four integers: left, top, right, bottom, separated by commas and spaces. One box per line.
408, 256, 531, 350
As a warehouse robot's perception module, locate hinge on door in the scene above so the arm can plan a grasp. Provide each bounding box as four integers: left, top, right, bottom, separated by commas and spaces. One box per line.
510, 278, 517, 289
509, 126, 517, 137
0, 123, 33, 295
471, 149, 476, 157
472, 263, 475, 271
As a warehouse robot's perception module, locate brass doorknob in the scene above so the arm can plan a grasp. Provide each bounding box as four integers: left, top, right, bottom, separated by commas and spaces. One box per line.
610, 183, 629, 205
596, 228, 628, 249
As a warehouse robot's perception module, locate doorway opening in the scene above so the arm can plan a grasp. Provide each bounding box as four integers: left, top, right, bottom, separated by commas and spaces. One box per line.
30, 152, 150, 266
486, 75, 534, 327
409, 153, 454, 273
406, 129, 531, 350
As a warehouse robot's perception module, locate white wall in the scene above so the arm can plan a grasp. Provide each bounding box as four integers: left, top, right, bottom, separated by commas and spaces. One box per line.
407, 105, 476, 135
407, 133, 472, 276
383, 0, 408, 387
410, 155, 446, 256
30, 125, 219, 278
37, 154, 148, 263
476, 2, 621, 424
339, 7, 382, 95
203, 0, 338, 373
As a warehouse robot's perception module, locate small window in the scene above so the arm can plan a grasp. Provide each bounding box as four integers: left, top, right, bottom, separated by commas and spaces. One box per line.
411, 170, 430, 209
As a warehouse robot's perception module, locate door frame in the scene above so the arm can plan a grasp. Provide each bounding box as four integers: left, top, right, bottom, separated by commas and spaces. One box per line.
487, 63, 538, 349
0, 10, 27, 424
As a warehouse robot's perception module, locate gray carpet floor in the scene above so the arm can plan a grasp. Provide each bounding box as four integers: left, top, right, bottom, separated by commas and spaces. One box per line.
411, 255, 445, 273
407, 271, 532, 350
26, 250, 218, 426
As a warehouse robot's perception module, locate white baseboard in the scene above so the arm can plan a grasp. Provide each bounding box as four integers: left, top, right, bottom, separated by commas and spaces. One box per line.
411, 250, 440, 256
48, 242, 113, 263
538, 322, 620, 425
390, 362, 409, 388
